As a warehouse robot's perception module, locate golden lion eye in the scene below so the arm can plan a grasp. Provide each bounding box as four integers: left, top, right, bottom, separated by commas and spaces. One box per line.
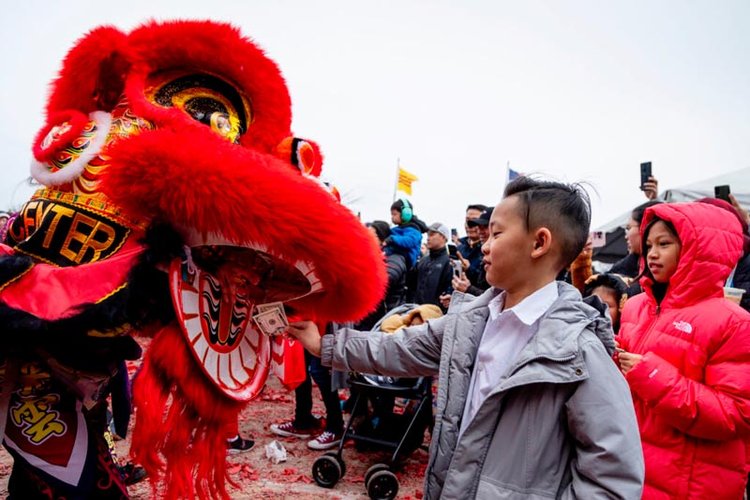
145, 72, 251, 143
209, 112, 242, 139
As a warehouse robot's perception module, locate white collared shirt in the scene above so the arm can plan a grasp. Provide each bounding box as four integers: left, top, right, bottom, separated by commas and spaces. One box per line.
459, 281, 559, 435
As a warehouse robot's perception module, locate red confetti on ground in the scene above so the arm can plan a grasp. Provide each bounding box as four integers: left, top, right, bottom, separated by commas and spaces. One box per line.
260, 389, 293, 403
239, 464, 259, 482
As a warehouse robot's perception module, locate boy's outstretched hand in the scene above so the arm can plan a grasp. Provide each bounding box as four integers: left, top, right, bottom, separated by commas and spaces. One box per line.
286, 321, 322, 357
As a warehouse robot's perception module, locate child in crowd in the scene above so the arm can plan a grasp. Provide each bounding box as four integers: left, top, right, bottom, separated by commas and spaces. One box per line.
385, 199, 426, 269
355, 221, 408, 331
583, 273, 629, 332
289, 177, 644, 499
617, 202, 750, 499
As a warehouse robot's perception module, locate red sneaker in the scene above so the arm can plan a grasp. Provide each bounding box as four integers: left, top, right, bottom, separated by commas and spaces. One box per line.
270, 419, 321, 439
307, 430, 342, 450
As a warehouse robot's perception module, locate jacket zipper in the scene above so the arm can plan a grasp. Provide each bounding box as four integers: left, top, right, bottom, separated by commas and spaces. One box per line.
632, 304, 661, 354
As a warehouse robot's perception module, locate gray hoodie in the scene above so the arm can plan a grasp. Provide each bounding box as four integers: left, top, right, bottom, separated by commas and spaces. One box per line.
321, 282, 644, 499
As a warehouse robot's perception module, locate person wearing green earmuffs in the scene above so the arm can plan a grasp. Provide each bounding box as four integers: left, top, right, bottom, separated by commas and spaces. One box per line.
385, 198, 427, 269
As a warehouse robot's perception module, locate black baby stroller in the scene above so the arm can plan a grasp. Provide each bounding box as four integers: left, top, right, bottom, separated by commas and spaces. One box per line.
311, 304, 434, 500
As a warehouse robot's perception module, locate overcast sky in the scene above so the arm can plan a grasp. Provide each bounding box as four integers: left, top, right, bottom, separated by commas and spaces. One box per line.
1, 0, 748, 233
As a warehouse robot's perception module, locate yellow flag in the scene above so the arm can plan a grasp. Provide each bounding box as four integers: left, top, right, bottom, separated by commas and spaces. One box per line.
397, 166, 418, 195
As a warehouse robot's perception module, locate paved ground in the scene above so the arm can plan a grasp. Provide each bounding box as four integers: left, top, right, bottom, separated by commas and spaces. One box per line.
0, 376, 429, 499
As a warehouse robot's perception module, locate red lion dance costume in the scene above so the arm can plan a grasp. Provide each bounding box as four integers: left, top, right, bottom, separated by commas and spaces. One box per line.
0, 20, 385, 498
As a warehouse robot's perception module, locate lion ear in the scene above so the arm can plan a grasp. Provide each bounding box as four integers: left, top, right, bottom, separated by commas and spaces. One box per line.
46, 26, 130, 116
274, 137, 323, 177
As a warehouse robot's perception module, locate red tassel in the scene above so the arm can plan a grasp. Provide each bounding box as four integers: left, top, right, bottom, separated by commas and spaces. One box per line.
131, 324, 244, 499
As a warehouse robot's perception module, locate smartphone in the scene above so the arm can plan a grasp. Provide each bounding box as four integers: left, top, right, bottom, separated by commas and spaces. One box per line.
714, 184, 731, 203
450, 259, 462, 278
448, 244, 459, 259
640, 162, 652, 190
591, 231, 606, 248
450, 228, 458, 238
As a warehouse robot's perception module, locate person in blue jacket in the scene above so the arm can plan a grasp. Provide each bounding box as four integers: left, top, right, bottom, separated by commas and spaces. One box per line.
385, 198, 427, 269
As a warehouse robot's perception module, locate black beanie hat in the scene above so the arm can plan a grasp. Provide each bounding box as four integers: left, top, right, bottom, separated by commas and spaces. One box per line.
367, 220, 391, 242
390, 199, 414, 212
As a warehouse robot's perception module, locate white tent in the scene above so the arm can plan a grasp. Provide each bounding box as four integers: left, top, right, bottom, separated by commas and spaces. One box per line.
662, 167, 750, 207
594, 167, 750, 263
598, 166, 750, 232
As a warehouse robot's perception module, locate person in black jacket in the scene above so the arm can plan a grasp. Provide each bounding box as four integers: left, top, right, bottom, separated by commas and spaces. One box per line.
355, 221, 408, 330
697, 197, 750, 313
443, 208, 492, 304
408, 222, 453, 310
456, 204, 488, 284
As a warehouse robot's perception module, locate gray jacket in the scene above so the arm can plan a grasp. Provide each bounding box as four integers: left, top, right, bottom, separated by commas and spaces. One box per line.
321, 282, 644, 499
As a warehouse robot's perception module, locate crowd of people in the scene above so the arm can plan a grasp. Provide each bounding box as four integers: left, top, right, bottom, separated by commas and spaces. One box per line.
286, 175, 750, 498
2, 173, 750, 498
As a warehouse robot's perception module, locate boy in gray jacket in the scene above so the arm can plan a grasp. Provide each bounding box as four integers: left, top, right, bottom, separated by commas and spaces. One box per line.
288, 177, 644, 499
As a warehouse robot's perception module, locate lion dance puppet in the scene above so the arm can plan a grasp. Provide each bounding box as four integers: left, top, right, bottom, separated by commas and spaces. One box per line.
0, 20, 386, 498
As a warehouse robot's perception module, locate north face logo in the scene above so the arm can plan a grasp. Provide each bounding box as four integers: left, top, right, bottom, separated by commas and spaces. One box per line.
673, 321, 693, 334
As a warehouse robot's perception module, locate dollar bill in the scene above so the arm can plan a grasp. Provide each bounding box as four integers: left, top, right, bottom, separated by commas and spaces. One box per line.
255, 302, 287, 323
253, 308, 288, 336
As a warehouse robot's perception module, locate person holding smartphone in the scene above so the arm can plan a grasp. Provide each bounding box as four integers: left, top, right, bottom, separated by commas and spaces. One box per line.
448, 208, 492, 301
457, 204, 488, 284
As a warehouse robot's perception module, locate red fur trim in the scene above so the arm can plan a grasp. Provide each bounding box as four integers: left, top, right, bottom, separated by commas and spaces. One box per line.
45, 26, 130, 117
100, 128, 387, 322
132, 323, 242, 499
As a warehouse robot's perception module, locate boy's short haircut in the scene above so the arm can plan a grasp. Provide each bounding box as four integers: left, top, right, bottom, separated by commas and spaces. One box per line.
504, 177, 591, 271
466, 204, 488, 213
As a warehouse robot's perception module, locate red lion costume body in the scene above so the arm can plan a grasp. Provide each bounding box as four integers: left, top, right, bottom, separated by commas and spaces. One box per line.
0, 20, 386, 498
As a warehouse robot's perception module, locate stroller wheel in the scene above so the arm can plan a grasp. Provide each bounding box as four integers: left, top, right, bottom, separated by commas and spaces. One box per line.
323, 451, 346, 477
364, 463, 389, 486
367, 469, 399, 500
312, 455, 342, 488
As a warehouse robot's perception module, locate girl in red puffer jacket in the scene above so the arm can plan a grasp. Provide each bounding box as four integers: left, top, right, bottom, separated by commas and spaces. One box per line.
617, 202, 750, 499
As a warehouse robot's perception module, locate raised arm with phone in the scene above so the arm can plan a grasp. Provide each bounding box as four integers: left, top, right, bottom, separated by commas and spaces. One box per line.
640, 162, 659, 200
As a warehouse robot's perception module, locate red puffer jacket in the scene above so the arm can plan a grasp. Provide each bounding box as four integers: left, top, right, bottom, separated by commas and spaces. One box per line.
618, 202, 750, 499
